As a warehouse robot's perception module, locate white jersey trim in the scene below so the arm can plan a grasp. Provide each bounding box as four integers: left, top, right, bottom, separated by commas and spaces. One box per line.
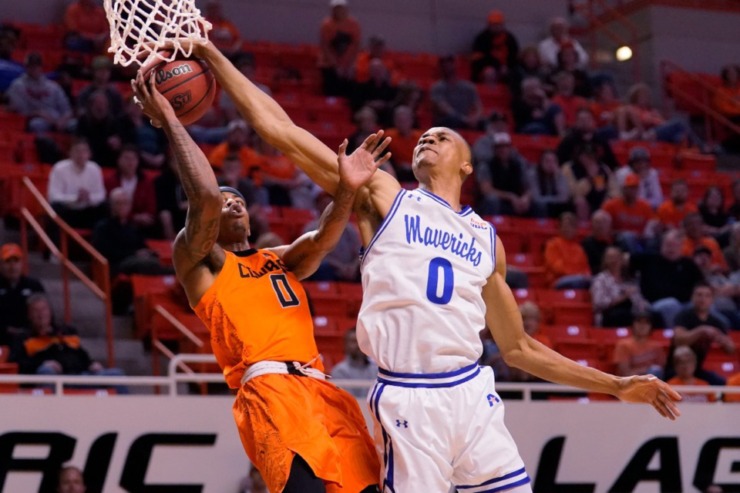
360, 188, 407, 265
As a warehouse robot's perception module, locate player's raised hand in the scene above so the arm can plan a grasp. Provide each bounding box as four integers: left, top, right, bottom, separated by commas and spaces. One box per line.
131, 71, 175, 128
616, 374, 682, 420
337, 132, 392, 192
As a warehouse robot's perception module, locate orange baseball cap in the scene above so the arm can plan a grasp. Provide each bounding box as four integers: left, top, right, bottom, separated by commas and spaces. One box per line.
1, 243, 23, 261
624, 173, 640, 187
488, 10, 505, 25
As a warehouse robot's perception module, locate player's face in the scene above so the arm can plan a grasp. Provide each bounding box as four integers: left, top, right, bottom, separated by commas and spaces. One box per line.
219, 192, 250, 242
412, 128, 471, 183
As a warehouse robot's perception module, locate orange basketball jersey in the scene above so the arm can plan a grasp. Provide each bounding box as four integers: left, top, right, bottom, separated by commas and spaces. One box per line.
194, 249, 322, 388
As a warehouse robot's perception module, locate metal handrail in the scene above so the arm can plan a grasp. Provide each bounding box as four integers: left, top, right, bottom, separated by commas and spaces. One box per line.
19, 177, 115, 366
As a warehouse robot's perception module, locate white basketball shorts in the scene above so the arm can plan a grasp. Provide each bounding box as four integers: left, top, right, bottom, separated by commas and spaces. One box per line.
367, 363, 531, 493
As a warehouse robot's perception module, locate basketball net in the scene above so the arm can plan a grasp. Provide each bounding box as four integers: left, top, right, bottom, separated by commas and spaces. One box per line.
104, 0, 212, 68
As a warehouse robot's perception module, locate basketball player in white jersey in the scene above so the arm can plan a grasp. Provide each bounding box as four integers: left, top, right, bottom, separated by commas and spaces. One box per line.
176, 41, 682, 493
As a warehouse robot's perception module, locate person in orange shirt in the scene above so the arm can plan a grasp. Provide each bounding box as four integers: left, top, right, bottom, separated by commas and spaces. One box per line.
613, 308, 666, 378
712, 65, 740, 119
385, 105, 422, 183
544, 212, 592, 289
667, 346, 716, 403
64, 0, 109, 52
602, 173, 656, 235
204, 0, 242, 55
133, 73, 385, 493
657, 179, 697, 229
318, 0, 361, 96
208, 120, 266, 173
724, 372, 740, 403
354, 35, 400, 84
551, 71, 588, 128
681, 212, 728, 272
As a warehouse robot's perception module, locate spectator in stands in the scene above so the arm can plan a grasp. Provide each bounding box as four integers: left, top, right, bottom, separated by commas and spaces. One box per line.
260, 142, 319, 209
347, 106, 380, 153
318, 0, 361, 96
657, 179, 697, 230
692, 246, 740, 328
724, 222, 740, 272
698, 186, 731, 240
554, 42, 592, 98
350, 59, 397, 125
629, 229, 704, 327
239, 464, 268, 493
527, 149, 571, 218
92, 187, 166, 277
617, 83, 703, 148
712, 64, 740, 153
613, 308, 666, 378
538, 17, 589, 70
303, 192, 361, 282
390, 80, 423, 124
355, 35, 399, 85
582, 209, 623, 275
472, 111, 512, 164
220, 53, 271, 123
57, 465, 86, 493
729, 179, 740, 222
204, 0, 242, 55
103, 146, 158, 236
591, 245, 648, 327
470, 10, 519, 83
508, 45, 547, 100
48, 138, 107, 230
217, 153, 268, 208
476, 132, 542, 217
666, 346, 716, 402
512, 77, 564, 136
11, 294, 127, 388
589, 80, 621, 138
725, 371, 740, 403
76, 90, 122, 167
543, 212, 592, 289
0, 28, 23, 93
77, 56, 123, 116
601, 173, 657, 253
551, 71, 588, 128
0, 243, 45, 346
7, 52, 75, 134
563, 147, 617, 221
494, 302, 552, 383
118, 96, 167, 169
615, 147, 663, 210
681, 213, 728, 273
208, 119, 264, 172
63, 0, 108, 52
155, 154, 188, 240
557, 108, 618, 171
520, 302, 553, 349
430, 54, 484, 129
330, 328, 378, 398
386, 105, 422, 183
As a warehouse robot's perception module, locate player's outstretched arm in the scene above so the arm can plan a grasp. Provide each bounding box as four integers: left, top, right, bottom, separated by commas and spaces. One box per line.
273, 135, 388, 280
482, 236, 681, 420
195, 42, 340, 193
132, 73, 222, 284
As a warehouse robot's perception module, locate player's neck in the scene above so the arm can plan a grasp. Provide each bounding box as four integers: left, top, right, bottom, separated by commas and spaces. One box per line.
221, 241, 251, 253
419, 180, 463, 211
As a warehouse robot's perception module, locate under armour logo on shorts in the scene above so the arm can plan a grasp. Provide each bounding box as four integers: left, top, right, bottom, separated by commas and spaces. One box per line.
395, 419, 408, 428
487, 394, 500, 407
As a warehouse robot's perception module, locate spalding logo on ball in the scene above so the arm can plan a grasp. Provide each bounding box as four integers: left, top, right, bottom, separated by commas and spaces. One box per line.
151, 58, 216, 125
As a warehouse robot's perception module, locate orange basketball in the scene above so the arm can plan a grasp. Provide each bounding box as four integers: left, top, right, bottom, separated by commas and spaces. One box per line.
152, 58, 216, 125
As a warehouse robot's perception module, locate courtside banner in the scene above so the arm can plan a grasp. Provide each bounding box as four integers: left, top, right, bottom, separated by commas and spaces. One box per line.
0, 396, 738, 492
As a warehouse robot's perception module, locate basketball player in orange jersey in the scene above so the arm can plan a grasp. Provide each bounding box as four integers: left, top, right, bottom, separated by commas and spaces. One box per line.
131, 72, 383, 493
175, 40, 683, 492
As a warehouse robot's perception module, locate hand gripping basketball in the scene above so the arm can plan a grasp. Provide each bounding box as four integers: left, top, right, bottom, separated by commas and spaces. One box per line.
131, 72, 174, 128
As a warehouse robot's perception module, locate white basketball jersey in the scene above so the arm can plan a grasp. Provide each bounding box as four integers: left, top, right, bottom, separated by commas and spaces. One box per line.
358, 188, 496, 374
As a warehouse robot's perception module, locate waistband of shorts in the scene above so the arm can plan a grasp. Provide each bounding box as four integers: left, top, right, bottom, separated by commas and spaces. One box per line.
240, 360, 326, 386
376, 363, 481, 388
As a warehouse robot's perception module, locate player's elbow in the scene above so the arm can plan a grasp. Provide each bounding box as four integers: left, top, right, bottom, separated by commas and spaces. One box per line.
500, 340, 532, 369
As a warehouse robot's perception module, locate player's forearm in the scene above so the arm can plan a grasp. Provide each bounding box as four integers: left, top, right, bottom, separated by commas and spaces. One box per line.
309, 184, 356, 253
160, 115, 220, 204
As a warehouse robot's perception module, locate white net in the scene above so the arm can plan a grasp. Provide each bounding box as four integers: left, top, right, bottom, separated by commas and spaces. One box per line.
104, 0, 212, 67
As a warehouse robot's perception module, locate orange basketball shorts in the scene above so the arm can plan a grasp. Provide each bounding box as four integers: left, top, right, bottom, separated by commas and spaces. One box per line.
233, 373, 379, 493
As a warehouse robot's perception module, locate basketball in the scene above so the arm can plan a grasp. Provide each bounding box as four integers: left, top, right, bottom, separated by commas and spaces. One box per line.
151, 58, 216, 125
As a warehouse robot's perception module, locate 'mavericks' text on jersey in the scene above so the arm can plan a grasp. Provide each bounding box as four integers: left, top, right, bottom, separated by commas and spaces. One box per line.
358, 189, 496, 374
